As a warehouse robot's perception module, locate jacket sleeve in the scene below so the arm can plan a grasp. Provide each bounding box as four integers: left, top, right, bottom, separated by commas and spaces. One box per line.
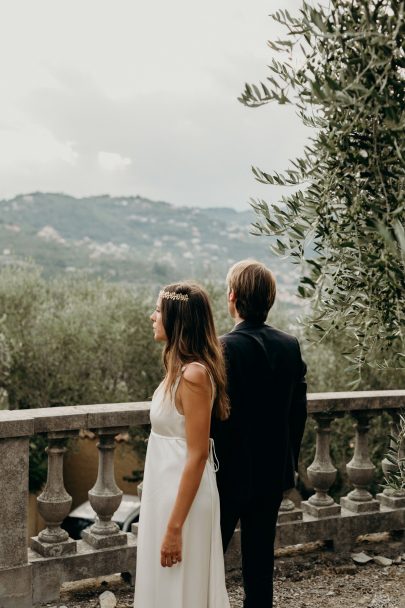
289, 338, 308, 472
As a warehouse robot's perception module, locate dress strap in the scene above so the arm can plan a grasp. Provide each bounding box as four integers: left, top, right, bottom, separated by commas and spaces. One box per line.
209, 438, 220, 472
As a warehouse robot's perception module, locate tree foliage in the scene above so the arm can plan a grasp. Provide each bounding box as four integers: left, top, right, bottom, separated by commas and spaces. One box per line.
0, 266, 163, 410
0, 265, 163, 491
240, 0, 405, 381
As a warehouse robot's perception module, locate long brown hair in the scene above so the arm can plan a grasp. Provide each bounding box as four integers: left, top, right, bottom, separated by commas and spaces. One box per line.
160, 282, 229, 421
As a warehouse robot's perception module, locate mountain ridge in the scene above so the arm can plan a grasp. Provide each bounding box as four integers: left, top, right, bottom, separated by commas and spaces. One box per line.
0, 192, 300, 304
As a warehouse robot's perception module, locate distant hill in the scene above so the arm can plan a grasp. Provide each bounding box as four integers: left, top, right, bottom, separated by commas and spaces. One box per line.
0, 192, 300, 304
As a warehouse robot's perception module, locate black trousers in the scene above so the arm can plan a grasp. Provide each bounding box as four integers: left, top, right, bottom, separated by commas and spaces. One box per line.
220, 491, 283, 608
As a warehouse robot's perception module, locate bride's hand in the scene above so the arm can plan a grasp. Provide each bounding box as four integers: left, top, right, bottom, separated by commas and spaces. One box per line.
161, 526, 182, 567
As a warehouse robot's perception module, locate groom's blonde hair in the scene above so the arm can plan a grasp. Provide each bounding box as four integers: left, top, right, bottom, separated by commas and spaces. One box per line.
226, 260, 276, 324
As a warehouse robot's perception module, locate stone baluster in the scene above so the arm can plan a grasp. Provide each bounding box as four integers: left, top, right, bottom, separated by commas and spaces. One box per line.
377, 410, 405, 509
341, 412, 380, 513
31, 432, 77, 557
278, 491, 303, 524
82, 428, 127, 548
302, 413, 341, 518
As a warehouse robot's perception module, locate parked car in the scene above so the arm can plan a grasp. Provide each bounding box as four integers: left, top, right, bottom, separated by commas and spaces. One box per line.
62, 494, 141, 540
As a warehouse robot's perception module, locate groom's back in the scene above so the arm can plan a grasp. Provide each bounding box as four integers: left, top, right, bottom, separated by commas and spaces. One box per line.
212, 322, 307, 500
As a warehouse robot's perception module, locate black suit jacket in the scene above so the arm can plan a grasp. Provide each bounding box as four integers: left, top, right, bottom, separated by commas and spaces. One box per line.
211, 321, 307, 500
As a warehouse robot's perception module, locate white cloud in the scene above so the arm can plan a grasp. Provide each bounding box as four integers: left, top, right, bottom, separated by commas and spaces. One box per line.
97, 151, 132, 171
0, 123, 78, 170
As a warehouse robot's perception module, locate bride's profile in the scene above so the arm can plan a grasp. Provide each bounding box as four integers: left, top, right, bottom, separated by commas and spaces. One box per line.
134, 282, 230, 607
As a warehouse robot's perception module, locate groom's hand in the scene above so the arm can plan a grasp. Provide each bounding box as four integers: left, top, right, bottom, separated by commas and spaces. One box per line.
161, 526, 183, 567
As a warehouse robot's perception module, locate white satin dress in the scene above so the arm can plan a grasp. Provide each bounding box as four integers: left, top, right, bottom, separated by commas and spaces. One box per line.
134, 363, 230, 608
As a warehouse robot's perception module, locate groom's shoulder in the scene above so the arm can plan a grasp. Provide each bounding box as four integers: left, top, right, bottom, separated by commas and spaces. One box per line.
220, 324, 299, 353
219, 331, 239, 354
264, 327, 304, 360
219, 330, 237, 343
219, 330, 246, 357
221, 323, 298, 342
266, 325, 300, 347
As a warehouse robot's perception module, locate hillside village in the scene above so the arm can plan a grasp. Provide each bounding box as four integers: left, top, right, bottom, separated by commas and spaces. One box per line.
0, 192, 301, 307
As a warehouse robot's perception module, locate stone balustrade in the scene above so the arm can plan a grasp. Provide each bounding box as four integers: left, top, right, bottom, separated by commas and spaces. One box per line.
0, 391, 404, 607
275, 390, 405, 554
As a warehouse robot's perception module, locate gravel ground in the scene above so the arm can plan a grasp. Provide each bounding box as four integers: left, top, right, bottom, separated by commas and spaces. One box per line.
41, 534, 405, 608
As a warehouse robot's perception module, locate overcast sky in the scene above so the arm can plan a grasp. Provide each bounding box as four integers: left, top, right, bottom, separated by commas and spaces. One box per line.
0, 0, 308, 209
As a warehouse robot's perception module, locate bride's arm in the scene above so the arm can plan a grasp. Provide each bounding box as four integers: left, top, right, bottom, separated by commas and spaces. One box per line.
160, 363, 212, 568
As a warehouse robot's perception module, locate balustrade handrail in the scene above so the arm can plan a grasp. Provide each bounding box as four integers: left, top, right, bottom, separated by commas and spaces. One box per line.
1, 390, 405, 438
308, 389, 405, 414
0, 401, 151, 437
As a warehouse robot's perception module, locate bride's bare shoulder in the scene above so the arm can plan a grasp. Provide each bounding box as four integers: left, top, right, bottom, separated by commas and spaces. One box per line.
182, 362, 211, 390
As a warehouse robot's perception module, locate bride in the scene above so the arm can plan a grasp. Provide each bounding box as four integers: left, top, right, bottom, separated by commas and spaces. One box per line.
134, 282, 231, 608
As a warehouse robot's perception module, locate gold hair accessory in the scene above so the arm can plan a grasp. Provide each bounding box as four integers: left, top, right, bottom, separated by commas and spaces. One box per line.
159, 290, 189, 302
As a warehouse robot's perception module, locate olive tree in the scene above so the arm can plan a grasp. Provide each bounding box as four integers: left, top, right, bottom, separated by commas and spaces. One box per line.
0, 265, 163, 490
240, 0, 405, 382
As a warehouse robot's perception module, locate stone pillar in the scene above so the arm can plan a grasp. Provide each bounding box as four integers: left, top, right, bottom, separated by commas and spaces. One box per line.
377, 410, 405, 508
278, 492, 303, 523
302, 413, 341, 518
0, 416, 33, 608
31, 431, 77, 557
341, 412, 380, 513
82, 428, 127, 548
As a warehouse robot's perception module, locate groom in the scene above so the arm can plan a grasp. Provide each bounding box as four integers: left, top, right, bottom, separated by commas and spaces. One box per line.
211, 260, 307, 608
